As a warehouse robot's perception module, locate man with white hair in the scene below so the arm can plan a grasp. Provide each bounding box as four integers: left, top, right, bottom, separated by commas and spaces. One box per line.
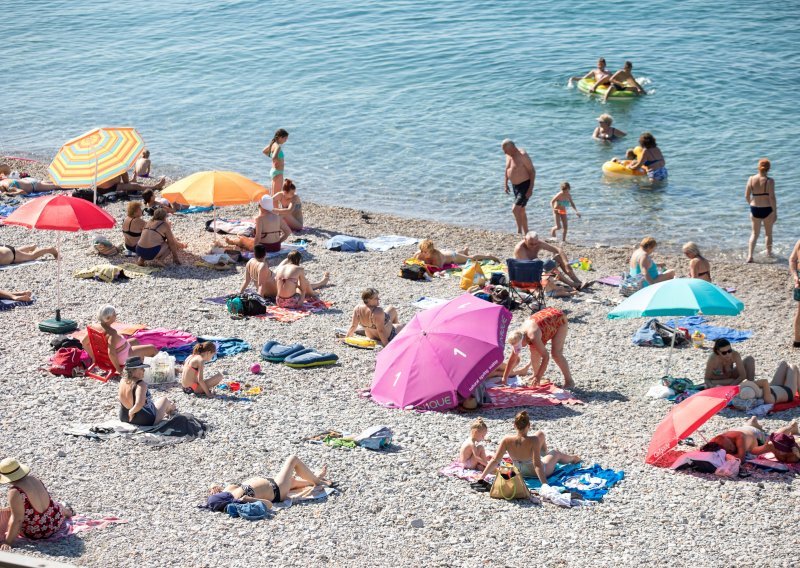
514, 231, 583, 290
502, 139, 536, 235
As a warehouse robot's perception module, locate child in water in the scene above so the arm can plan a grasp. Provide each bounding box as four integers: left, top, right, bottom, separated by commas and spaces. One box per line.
133, 150, 151, 180
550, 182, 581, 243
459, 418, 490, 470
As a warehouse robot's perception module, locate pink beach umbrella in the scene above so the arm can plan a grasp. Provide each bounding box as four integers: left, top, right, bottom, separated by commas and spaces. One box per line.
371, 293, 512, 411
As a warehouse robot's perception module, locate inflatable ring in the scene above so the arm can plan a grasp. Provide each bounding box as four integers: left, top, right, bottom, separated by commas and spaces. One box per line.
344, 336, 377, 349
577, 78, 638, 98
602, 161, 646, 178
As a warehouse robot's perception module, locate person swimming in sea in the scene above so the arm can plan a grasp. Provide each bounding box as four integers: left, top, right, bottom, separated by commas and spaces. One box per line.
592, 114, 625, 142
568, 57, 612, 93
549, 182, 581, 243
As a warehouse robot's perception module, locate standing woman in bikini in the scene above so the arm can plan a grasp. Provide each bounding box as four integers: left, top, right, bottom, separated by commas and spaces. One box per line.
745, 158, 777, 263
263, 128, 289, 196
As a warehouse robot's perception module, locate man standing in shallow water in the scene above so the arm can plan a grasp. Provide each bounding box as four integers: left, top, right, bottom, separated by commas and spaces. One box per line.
502, 139, 536, 235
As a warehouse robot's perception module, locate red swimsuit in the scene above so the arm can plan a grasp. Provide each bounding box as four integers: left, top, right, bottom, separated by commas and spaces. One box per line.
529, 307, 566, 344
15, 487, 65, 539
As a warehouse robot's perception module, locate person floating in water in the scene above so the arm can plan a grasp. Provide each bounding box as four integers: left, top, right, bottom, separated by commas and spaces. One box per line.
603, 61, 646, 102
568, 57, 612, 93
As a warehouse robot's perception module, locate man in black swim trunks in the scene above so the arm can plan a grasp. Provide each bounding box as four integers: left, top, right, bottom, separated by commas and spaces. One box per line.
502, 139, 536, 235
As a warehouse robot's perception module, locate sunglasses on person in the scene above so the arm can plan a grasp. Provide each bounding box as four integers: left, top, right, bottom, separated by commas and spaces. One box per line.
719, 349, 732, 355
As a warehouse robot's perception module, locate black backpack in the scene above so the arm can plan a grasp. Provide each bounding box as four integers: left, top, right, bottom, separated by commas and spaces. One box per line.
226, 293, 268, 317
399, 264, 427, 281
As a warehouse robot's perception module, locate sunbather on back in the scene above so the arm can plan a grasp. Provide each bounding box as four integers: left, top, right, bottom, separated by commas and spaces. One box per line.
204, 455, 332, 511
181, 342, 223, 398
477, 411, 580, 485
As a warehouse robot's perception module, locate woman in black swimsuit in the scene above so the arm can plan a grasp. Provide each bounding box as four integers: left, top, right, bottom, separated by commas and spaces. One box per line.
682, 242, 711, 281
135, 209, 183, 266
204, 455, 332, 510
121, 202, 146, 252
346, 288, 404, 346
745, 158, 777, 263
118, 356, 176, 426
0, 244, 57, 266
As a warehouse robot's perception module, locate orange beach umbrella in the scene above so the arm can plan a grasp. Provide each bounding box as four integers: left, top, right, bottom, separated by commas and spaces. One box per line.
160, 171, 267, 206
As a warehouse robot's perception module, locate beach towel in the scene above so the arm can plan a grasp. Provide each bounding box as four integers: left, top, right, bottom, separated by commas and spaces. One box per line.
133, 328, 196, 349
0, 204, 18, 218
537, 464, 624, 501
0, 513, 128, 543
74, 264, 127, 283
364, 235, 418, 252
597, 275, 622, 287
0, 260, 47, 271
117, 263, 161, 277
202, 295, 231, 305
746, 454, 800, 473
273, 485, 338, 510
64, 413, 208, 446
195, 260, 236, 271
438, 460, 496, 483
176, 205, 214, 214
0, 298, 34, 311
258, 298, 333, 323
411, 296, 450, 310
325, 235, 367, 252
71, 322, 147, 342
665, 316, 753, 343
447, 260, 506, 277
482, 384, 583, 410
197, 336, 250, 358
206, 218, 255, 236
771, 398, 800, 413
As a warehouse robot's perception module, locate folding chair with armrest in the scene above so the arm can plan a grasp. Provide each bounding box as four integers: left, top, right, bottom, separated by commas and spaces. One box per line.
506, 258, 546, 312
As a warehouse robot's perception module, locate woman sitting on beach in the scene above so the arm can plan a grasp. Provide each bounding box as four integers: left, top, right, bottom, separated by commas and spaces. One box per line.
273, 178, 303, 231
704, 339, 755, 388
96, 172, 166, 196
86, 305, 157, 375
745, 158, 776, 263
122, 202, 146, 253
501, 308, 574, 389
225, 195, 291, 252
181, 341, 224, 398
135, 208, 184, 266
682, 242, 711, 281
118, 356, 176, 426
205, 455, 331, 511
0, 245, 58, 266
0, 458, 74, 549
592, 114, 625, 142
0, 178, 63, 195
273, 251, 330, 309
413, 239, 499, 269
629, 237, 675, 286
476, 411, 580, 484
626, 132, 668, 182
346, 288, 404, 346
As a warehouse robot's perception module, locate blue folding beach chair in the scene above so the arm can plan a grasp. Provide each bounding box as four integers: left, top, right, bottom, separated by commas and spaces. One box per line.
506, 258, 546, 312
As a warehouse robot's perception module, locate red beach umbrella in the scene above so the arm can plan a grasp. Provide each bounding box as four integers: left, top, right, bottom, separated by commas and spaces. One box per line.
645, 385, 739, 465
3, 195, 116, 331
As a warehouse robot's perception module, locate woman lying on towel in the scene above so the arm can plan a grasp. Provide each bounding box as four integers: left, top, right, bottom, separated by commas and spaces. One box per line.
0, 178, 63, 195
0, 457, 74, 549
181, 342, 224, 397
346, 287, 404, 346
85, 305, 157, 375
476, 411, 580, 485
205, 455, 332, 510
0, 244, 58, 266
413, 239, 500, 269
118, 356, 176, 426
273, 251, 330, 309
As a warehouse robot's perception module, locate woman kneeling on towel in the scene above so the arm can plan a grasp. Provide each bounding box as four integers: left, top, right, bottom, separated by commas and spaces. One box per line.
205, 455, 332, 510
502, 308, 574, 389
476, 411, 580, 485
118, 356, 176, 426
0, 458, 74, 549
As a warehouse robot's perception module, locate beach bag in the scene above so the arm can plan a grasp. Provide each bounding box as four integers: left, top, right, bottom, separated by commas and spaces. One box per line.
620, 273, 645, 297
143, 351, 176, 384
460, 262, 485, 290
399, 263, 427, 281
72, 189, 106, 205
226, 294, 267, 317
354, 425, 393, 450
490, 272, 508, 286
49, 347, 85, 377
489, 465, 530, 500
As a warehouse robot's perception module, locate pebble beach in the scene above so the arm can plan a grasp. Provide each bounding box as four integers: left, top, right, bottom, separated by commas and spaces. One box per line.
1, 158, 798, 567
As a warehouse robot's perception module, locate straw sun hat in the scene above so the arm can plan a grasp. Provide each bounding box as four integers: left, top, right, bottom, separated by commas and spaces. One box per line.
0, 458, 30, 484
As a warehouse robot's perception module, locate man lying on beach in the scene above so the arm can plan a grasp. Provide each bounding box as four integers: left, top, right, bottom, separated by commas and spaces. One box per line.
413, 239, 499, 269
0, 244, 57, 266
603, 61, 646, 102
273, 251, 330, 309
240, 244, 277, 298
97, 172, 166, 196
514, 232, 583, 290
568, 57, 612, 92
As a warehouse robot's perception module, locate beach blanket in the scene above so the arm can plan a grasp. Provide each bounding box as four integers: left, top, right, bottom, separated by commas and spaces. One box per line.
64, 413, 208, 446
364, 235, 418, 252
483, 384, 583, 409
258, 298, 333, 323
71, 322, 147, 341
446, 260, 506, 278
746, 454, 800, 473
597, 275, 622, 287
206, 218, 255, 236
74, 264, 127, 283
525, 464, 624, 501
176, 205, 214, 214
0, 260, 47, 271
0, 204, 18, 218
0, 298, 34, 311
325, 235, 366, 252
438, 460, 497, 483
0, 512, 127, 543
133, 328, 196, 349
411, 296, 450, 310
117, 263, 160, 277
771, 398, 800, 413
665, 316, 753, 343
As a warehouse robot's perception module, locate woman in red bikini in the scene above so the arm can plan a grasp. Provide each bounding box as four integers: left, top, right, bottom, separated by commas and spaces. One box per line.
501, 307, 574, 389
0, 458, 73, 549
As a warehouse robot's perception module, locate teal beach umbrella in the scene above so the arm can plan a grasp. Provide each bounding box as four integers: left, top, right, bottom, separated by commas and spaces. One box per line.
608, 279, 745, 377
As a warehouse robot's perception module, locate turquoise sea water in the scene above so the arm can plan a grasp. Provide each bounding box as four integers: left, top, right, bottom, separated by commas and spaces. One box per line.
3, 1, 800, 254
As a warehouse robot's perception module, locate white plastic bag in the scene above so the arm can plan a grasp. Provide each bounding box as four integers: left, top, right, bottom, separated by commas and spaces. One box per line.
646, 384, 675, 399
715, 455, 740, 478
144, 351, 176, 384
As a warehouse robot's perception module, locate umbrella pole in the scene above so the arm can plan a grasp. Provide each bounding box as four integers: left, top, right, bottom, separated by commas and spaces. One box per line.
93, 152, 98, 205
664, 331, 677, 378
55, 233, 62, 321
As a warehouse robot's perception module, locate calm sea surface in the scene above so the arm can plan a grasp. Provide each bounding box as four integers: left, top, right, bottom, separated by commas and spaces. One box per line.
4, 1, 800, 255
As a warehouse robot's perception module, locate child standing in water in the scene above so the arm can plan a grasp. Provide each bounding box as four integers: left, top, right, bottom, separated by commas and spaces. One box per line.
459, 418, 490, 470
550, 182, 581, 243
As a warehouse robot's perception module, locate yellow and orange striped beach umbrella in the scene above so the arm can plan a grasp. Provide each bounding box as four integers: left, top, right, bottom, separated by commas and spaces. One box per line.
48, 127, 145, 188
